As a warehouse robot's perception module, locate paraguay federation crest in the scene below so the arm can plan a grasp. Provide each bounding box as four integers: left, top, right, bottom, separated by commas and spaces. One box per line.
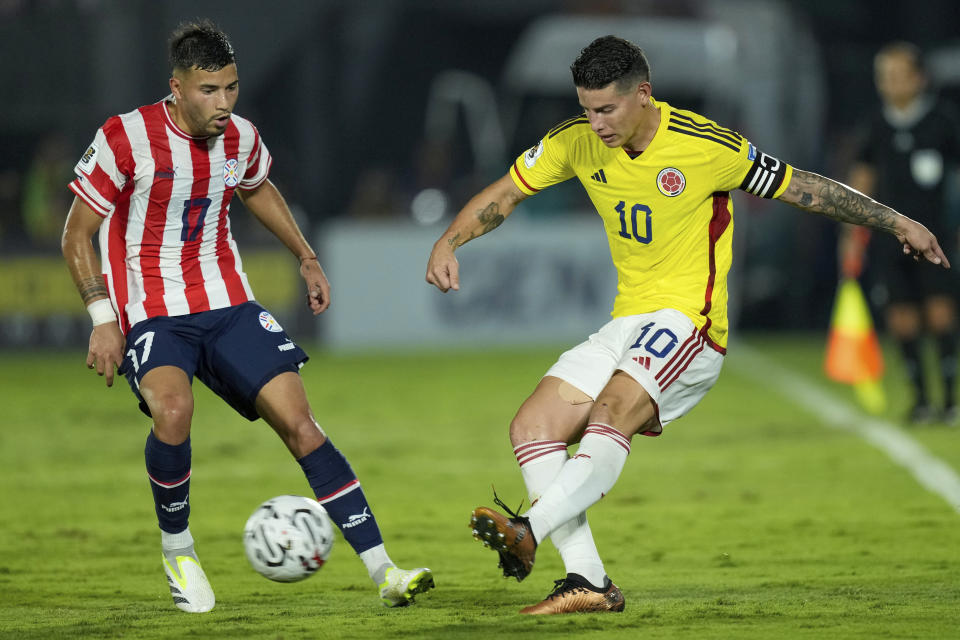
223, 158, 240, 187
656, 167, 685, 197
258, 311, 283, 332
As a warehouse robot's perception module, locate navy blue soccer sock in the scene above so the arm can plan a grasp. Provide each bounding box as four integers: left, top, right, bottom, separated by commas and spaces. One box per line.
298, 439, 384, 554
145, 431, 192, 534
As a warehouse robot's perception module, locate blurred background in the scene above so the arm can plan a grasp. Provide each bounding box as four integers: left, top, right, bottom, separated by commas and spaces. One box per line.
3, 0, 960, 350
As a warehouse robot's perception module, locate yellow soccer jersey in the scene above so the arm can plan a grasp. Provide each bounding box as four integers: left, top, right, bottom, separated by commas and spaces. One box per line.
509, 97, 793, 351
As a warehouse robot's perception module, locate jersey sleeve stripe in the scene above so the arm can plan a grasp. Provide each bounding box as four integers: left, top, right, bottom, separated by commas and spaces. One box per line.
240, 125, 271, 189
669, 112, 742, 142
667, 125, 740, 152
548, 117, 589, 139
68, 180, 109, 217
667, 117, 742, 146
242, 124, 262, 179
511, 160, 540, 193
83, 162, 122, 203
548, 114, 588, 136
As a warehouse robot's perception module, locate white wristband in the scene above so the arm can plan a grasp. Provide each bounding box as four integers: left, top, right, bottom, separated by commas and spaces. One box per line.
87, 298, 118, 326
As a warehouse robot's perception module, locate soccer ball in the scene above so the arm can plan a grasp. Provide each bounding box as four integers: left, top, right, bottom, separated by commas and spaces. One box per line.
243, 495, 335, 582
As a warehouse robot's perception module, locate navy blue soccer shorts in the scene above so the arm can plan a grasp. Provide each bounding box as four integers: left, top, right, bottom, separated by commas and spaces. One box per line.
120, 302, 308, 421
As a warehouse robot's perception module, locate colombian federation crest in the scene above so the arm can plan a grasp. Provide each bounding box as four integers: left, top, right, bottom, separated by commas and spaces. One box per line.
223, 158, 240, 187
258, 311, 283, 332
656, 167, 685, 197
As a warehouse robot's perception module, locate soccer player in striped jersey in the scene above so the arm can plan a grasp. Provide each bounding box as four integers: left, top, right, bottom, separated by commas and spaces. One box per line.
426, 35, 949, 615
62, 20, 433, 613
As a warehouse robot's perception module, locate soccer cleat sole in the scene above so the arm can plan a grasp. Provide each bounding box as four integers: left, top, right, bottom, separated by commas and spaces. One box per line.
469, 509, 533, 582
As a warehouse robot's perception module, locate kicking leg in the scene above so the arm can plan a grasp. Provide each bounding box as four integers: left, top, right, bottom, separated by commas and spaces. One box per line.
510, 377, 607, 587
524, 371, 654, 542
255, 372, 434, 607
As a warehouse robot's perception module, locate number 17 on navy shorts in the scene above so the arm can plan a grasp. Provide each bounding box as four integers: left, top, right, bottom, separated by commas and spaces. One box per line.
121, 301, 308, 421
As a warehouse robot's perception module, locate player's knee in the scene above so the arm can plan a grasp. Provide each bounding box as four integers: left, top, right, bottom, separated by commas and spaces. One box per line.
592, 390, 654, 433
509, 411, 570, 446
150, 392, 193, 428
509, 415, 536, 447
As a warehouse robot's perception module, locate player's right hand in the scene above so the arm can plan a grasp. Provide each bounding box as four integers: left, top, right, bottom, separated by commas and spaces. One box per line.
426, 243, 460, 293
86, 322, 125, 387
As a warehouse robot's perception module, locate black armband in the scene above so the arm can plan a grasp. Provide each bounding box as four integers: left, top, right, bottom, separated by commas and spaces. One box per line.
740, 149, 788, 198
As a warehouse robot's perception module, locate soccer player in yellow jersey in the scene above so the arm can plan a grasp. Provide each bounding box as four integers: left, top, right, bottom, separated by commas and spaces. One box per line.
426, 35, 949, 615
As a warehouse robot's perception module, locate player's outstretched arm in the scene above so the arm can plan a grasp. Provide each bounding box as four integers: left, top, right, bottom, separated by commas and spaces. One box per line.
777, 168, 950, 269
61, 197, 126, 386
238, 180, 331, 315
426, 173, 528, 292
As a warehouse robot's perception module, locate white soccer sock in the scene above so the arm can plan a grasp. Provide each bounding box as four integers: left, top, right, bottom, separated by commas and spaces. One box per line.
161, 526, 194, 552
514, 440, 568, 503
514, 440, 607, 587
524, 424, 631, 549
358, 543, 394, 585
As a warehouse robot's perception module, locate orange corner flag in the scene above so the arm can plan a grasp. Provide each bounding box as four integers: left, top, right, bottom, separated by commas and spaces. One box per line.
824, 278, 885, 413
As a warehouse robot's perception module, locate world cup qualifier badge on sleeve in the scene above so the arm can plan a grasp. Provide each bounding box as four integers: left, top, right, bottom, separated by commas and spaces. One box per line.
78, 142, 99, 175
524, 140, 545, 169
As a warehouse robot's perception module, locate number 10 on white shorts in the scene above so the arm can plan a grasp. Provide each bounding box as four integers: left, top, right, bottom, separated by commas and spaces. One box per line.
545, 309, 725, 427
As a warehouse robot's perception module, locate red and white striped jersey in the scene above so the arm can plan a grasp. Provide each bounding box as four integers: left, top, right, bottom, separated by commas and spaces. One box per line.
69, 96, 273, 333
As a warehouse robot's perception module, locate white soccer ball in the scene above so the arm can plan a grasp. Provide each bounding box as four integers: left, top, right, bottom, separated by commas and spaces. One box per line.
243, 495, 335, 583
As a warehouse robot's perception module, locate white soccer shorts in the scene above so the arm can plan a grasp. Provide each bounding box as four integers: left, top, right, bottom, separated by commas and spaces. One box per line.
544, 309, 724, 429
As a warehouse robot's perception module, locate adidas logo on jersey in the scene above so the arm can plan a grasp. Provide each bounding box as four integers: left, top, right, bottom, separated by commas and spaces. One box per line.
590, 169, 607, 183
632, 355, 651, 369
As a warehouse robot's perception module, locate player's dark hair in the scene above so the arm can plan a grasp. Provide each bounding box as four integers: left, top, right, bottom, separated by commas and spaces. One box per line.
570, 35, 650, 91
876, 41, 925, 76
168, 19, 235, 73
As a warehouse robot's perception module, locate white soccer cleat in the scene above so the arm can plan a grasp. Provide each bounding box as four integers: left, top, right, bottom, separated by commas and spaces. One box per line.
378, 566, 435, 608
162, 552, 216, 613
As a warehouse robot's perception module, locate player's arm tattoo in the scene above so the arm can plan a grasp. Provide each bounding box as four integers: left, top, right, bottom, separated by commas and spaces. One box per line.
477, 202, 505, 234
78, 276, 109, 305
779, 169, 899, 233
446, 201, 505, 249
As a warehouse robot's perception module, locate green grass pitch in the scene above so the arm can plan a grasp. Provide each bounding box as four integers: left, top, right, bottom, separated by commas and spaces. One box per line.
1, 335, 958, 639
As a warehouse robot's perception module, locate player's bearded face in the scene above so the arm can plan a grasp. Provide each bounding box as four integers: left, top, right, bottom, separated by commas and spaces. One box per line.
577, 83, 646, 149
169, 64, 240, 137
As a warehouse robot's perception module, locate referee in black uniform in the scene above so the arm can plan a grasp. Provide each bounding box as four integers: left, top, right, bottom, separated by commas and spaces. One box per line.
842, 41, 960, 424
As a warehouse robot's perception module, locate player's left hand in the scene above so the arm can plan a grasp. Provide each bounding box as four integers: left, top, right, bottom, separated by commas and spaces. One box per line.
895, 217, 951, 269
300, 258, 331, 315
